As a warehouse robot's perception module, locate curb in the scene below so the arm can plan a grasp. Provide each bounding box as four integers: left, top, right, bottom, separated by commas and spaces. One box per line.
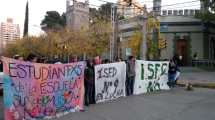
177, 81, 215, 89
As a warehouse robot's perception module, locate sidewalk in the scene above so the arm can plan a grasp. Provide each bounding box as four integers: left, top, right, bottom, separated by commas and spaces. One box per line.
178, 67, 215, 88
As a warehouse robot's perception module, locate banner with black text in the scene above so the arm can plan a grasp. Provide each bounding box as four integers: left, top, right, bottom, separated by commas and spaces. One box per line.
95, 62, 126, 103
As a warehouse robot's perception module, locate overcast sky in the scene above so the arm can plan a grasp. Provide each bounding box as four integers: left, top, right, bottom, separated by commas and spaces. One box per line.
0, 0, 200, 36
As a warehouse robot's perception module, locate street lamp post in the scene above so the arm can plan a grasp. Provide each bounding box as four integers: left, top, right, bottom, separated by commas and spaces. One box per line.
111, 4, 117, 61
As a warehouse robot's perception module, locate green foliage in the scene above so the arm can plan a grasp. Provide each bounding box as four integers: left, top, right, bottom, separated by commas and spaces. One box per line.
196, 0, 215, 21
90, 3, 113, 22
3, 20, 111, 60
98, 3, 112, 21
41, 11, 66, 31
118, 15, 125, 20
128, 31, 142, 57
23, 1, 29, 37
196, 12, 215, 21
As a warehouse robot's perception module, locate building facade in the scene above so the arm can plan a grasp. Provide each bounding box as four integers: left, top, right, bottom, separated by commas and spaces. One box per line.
0, 18, 20, 54
117, 0, 145, 18
118, 9, 215, 65
66, 0, 89, 30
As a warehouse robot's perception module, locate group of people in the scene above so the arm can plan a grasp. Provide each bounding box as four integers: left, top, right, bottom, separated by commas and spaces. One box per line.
0, 54, 181, 106
83, 55, 136, 106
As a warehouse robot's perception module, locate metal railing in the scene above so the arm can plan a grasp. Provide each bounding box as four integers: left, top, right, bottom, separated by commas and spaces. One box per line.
192, 59, 215, 68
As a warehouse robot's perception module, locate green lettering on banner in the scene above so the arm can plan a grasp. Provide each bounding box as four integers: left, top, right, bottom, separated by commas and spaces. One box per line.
141, 64, 144, 80
155, 63, 160, 79
161, 63, 168, 76
148, 64, 154, 79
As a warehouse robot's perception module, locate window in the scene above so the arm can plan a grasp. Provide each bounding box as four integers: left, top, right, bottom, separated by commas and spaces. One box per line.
179, 10, 183, 15
173, 10, 178, 16
168, 10, 172, 15
184, 9, 189, 16
162, 10, 167, 16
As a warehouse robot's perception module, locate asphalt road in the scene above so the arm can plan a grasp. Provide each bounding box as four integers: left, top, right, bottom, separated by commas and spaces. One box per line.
1, 87, 215, 120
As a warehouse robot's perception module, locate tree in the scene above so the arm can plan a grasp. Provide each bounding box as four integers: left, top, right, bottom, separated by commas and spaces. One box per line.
89, 3, 113, 22
23, 1, 29, 37
89, 20, 112, 56
98, 3, 112, 21
90, 8, 100, 19
128, 31, 142, 58
196, 0, 215, 21
41, 11, 66, 31
3, 20, 112, 61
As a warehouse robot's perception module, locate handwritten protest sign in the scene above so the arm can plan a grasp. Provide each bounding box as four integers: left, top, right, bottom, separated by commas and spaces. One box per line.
2, 57, 85, 120
134, 60, 169, 95
95, 62, 126, 103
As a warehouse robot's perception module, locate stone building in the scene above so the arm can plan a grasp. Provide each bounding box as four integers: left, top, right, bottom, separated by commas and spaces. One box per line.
66, 0, 89, 30
117, 0, 145, 18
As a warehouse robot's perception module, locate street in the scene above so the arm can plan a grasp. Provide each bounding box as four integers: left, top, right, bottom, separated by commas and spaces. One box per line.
0, 67, 215, 120
51, 87, 215, 120
1, 87, 214, 120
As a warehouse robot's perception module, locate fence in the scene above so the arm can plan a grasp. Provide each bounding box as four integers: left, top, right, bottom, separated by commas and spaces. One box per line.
192, 59, 215, 68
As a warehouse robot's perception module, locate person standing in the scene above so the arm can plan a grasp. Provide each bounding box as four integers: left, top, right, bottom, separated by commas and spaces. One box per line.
26, 54, 38, 63
126, 56, 135, 96
84, 59, 95, 106
94, 56, 101, 65
193, 52, 198, 67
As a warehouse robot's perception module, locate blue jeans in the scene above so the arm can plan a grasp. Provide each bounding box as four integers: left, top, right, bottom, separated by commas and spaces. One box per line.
126, 76, 135, 96
168, 73, 177, 87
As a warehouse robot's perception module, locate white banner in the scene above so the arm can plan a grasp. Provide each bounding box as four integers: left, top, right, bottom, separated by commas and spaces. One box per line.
134, 60, 169, 95
95, 62, 126, 103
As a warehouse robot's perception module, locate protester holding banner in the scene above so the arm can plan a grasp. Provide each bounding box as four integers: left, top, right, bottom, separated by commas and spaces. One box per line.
95, 62, 126, 103
2, 57, 85, 119
84, 59, 95, 106
26, 53, 38, 63
126, 56, 135, 96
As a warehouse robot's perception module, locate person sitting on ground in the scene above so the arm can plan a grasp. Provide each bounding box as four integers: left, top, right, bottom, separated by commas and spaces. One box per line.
168, 59, 180, 87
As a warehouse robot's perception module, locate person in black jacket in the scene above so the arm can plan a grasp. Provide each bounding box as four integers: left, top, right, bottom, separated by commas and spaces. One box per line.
168, 59, 180, 87
84, 59, 95, 106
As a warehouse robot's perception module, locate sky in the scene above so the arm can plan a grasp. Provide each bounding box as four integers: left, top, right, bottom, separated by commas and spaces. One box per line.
0, 0, 200, 37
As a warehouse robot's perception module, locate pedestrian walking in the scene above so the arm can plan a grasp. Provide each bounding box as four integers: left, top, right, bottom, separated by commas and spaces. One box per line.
126, 56, 135, 96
